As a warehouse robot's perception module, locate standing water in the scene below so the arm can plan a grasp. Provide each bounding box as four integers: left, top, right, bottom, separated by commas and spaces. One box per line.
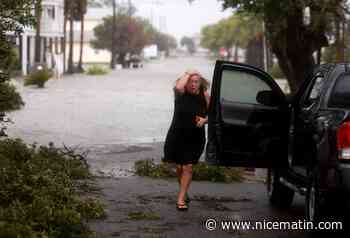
6, 56, 215, 177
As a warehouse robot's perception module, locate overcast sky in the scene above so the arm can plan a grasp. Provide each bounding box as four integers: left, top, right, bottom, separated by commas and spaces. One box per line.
132, 0, 233, 40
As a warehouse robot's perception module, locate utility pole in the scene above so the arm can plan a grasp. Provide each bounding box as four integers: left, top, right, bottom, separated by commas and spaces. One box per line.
128, 0, 132, 16
110, 0, 116, 69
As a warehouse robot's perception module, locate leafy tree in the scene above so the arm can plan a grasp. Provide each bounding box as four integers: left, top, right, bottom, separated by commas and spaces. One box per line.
91, 14, 148, 67
155, 32, 177, 56
138, 18, 177, 56
89, 0, 137, 68
181, 36, 196, 54
0, 1, 36, 81
0, 0, 35, 132
201, 14, 263, 66
216, 0, 347, 93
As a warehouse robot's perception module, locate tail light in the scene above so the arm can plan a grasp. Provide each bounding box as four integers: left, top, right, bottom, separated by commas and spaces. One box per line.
337, 121, 350, 160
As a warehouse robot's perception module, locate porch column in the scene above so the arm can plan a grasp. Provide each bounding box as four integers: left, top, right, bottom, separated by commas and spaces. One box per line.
21, 33, 28, 75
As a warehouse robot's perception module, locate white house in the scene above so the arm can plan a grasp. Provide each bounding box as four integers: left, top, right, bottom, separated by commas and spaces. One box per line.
18, 0, 65, 75
67, 7, 112, 65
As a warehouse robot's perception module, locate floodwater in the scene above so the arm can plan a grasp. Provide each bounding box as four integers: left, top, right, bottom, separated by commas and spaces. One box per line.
5, 56, 288, 177
5, 56, 215, 176
7, 56, 214, 147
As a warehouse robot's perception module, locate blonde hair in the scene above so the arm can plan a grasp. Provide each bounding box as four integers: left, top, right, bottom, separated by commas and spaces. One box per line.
175, 73, 209, 91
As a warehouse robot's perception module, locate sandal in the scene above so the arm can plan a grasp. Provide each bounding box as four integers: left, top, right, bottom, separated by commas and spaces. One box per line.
176, 202, 188, 211
185, 194, 191, 204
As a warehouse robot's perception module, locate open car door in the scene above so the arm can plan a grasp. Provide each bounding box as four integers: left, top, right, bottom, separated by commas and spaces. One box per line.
205, 61, 290, 168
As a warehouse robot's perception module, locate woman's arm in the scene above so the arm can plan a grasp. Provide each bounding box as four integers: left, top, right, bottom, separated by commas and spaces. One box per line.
175, 73, 190, 93
204, 91, 210, 110
175, 69, 200, 93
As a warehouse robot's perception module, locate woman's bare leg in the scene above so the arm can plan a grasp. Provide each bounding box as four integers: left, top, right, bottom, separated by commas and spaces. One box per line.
177, 164, 193, 205
176, 165, 182, 186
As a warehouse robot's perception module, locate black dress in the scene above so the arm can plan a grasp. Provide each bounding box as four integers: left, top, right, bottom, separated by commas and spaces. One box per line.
163, 88, 208, 165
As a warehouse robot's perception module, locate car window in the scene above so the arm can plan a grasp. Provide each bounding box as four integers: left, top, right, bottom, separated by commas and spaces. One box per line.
328, 74, 350, 109
220, 69, 271, 105
301, 75, 325, 107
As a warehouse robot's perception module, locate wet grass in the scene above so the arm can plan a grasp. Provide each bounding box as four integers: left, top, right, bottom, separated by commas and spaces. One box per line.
86, 65, 109, 75
134, 159, 244, 183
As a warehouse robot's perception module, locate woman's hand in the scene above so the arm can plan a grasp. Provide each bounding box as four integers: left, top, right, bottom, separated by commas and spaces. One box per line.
195, 116, 207, 128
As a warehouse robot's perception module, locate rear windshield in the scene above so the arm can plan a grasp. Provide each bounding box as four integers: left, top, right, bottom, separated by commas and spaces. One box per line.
328, 74, 350, 109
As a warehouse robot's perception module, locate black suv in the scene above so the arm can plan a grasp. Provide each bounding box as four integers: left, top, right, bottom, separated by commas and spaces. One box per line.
206, 61, 350, 221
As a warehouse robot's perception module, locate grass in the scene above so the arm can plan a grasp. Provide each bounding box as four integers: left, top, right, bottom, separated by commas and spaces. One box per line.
134, 159, 244, 183
86, 65, 109, 75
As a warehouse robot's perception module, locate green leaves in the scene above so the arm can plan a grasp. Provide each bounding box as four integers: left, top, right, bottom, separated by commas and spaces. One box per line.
200, 13, 262, 54
0, 0, 37, 82
0, 139, 105, 238
134, 159, 244, 183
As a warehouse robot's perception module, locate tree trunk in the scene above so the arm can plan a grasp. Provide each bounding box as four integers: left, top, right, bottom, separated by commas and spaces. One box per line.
110, 0, 116, 69
63, 7, 67, 73
226, 46, 232, 61
234, 44, 239, 62
245, 34, 264, 69
266, 7, 328, 94
77, 13, 85, 72
117, 53, 126, 68
34, 1, 42, 64
67, 15, 74, 74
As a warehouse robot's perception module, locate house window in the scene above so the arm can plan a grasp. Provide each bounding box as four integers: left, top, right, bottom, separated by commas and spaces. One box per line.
47, 6, 55, 19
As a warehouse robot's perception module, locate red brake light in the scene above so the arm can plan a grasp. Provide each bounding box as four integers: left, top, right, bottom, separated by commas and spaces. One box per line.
337, 121, 350, 160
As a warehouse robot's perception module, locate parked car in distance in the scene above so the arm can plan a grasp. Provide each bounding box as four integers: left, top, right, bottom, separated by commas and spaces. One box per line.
206, 61, 350, 222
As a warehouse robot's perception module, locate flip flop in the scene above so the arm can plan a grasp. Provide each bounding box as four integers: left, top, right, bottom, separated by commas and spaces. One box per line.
176, 202, 188, 211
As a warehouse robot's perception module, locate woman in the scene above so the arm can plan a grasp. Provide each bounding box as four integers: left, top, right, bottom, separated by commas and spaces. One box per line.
163, 69, 210, 211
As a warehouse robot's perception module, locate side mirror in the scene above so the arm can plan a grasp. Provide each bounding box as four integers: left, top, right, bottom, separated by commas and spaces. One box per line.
256, 90, 281, 107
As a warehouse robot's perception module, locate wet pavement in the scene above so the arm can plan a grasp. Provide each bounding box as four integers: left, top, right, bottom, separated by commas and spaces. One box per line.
90, 175, 310, 238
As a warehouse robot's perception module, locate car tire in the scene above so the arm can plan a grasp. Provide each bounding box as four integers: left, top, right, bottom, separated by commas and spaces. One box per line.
306, 168, 323, 223
267, 168, 294, 208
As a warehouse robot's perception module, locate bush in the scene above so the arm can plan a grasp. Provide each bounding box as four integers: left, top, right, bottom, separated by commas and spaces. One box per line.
86, 65, 109, 75
0, 48, 20, 80
0, 82, 24, 112
134, 159, 244, 183
25, 69, 52, 88
269, 63, 285, 79
0, 138, 105, 238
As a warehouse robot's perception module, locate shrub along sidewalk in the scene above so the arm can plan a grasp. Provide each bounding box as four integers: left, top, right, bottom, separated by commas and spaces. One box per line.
0, 138, 105, 238
134, 159, 244, 183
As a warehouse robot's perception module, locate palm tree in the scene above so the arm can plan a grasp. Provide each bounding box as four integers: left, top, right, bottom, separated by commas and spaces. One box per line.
77, 0, 87, 72
67, 0, 78, 74
34, 0, 42, 63
110, 0, 116, 69
63, 0, 69, 72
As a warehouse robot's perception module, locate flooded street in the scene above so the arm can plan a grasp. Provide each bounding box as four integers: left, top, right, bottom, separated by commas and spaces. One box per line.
6, 56, 214, 176
7, 56, 214, 147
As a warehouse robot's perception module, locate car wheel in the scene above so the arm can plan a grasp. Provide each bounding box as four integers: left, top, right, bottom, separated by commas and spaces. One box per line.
306, 169, 323, 222
267, 168, 294, 208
